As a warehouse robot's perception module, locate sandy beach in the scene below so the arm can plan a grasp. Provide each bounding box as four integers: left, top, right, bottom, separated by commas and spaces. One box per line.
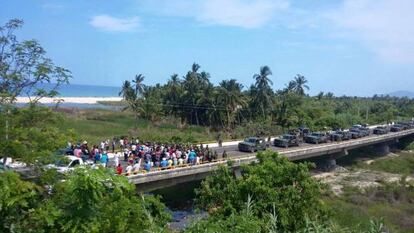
15, 97, 123, 104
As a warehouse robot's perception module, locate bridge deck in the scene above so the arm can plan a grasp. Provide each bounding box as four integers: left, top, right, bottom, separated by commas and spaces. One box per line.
128, 129, 414, 186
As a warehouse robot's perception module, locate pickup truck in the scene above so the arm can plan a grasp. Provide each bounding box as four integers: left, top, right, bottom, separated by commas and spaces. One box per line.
304, 132, 328, 144
390, 124, 404, 132
45, 156, 94, 173
373, 126, 389, 135
274, 134, 300, 148
238, 137, 267, 152
330, 131, 351, 141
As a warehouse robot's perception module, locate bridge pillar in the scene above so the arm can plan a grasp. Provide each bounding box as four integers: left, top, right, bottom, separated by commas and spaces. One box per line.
374, 143, 390, 156
233, 167, 242, 179
320, 149, 348, 171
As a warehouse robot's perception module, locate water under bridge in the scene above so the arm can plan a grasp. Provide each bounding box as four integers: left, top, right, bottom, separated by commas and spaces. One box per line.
129, 129, 414, 192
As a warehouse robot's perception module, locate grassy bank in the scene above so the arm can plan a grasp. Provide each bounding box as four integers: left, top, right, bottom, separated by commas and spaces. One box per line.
57, 108, 218, 145
325, 180, 414, 233
323, 151, 414, 232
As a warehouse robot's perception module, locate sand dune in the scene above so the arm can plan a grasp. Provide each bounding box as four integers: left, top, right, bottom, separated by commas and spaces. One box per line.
15, 97, 123, 104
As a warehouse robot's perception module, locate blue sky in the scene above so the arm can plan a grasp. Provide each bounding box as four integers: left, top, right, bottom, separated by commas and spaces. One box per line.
1, 0, 413, 96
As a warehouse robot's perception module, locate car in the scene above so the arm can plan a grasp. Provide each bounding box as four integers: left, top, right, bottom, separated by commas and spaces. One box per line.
44, 156, 94, 173
373, 126, 389, 135
390, 124, 404, 132
238, 137, 267, 152
304, 132, 328, 144
274, 134, 300, 148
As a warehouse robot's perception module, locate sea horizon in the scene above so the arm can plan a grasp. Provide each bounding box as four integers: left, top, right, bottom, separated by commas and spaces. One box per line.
21, 83, 121, 97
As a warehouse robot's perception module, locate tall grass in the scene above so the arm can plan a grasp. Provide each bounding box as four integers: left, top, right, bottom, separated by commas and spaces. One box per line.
57, 109, 218, 145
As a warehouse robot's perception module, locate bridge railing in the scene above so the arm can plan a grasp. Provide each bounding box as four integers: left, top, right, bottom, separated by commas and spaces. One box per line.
126, 129, 414, 179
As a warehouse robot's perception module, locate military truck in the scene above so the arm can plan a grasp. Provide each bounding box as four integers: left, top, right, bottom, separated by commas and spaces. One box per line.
238, 137, 267, 152
348, 128, 362, 139
373, 126, 389, 135
330, 131, 351, 141
274, 134, 300, 148
304, 132, 328, 144
390, 124, 404, 132
397, 122, 413, 130
349, 125, 370, 138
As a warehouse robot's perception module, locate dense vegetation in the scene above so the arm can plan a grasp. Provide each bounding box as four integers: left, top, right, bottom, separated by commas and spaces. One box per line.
187, 151, 328, 232
119, 64, 414, 137
0, 168, 171, 233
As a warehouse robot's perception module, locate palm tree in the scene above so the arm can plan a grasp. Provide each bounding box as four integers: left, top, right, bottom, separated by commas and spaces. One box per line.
218, 79, 247, 128
253, 66, 274, 119
119, 80, 135, 101
292, 74, 309, 95
191, 63, 200, 73
132, 74, 145, 97
166, 74, 183, 120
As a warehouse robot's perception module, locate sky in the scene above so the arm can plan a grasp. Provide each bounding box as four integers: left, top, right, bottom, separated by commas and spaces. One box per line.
1, 0, 413, 96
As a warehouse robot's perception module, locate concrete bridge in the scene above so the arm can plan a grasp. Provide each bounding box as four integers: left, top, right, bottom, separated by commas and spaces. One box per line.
130, 129, 414, 192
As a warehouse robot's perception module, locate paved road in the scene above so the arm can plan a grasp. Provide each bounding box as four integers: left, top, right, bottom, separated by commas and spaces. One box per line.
107, 136, 369, 169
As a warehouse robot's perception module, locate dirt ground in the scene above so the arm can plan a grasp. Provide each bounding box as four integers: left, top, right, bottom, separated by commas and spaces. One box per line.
313, 152, 414, 195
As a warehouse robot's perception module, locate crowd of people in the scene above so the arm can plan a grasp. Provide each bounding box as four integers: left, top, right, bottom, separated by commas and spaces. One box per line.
68, 137, 228, 175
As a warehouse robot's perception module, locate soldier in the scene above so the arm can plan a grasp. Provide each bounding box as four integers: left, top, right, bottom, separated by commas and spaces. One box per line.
222, 150, 227, 159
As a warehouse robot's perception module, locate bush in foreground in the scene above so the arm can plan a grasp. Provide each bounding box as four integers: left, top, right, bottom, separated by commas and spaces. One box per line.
190, 150, 328, 232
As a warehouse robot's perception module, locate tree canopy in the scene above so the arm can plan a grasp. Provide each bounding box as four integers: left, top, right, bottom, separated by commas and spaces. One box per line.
192, 150, 328, 232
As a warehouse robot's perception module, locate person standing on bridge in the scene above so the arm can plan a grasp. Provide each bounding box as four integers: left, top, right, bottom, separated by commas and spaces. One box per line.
189, 149, 196, 165
114, 152, 120, 167
222, 150, 228, 159
116, 163, 123, 175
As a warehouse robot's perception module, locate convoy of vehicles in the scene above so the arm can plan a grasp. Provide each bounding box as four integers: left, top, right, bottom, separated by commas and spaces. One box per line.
238, 121, 414, 152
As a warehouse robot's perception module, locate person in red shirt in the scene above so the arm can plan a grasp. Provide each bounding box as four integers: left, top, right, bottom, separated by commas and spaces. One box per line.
116, 163, 123, 175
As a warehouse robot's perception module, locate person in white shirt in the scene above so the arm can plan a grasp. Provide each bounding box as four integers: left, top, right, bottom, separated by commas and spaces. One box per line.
114, 152, 120, 167
178, 157, 184, 165
125, 164, 133, 175
133, 161, 140, 174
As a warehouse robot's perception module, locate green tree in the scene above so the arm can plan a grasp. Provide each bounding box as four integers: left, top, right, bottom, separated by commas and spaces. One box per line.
0, 168, 171, 233
0, 19, 71, 104
252, 66, 274, 119
195, 150, 328, 232
218, 79, 247, 129
291, 74, 309, 96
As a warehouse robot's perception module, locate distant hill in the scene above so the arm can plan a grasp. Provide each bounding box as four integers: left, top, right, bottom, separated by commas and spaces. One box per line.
22, 83, 121, 97
387, 91, 414, 99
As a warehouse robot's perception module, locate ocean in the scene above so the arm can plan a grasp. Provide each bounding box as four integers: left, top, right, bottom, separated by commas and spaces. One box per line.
25, 83, 121, 97
19, 83, 123, 109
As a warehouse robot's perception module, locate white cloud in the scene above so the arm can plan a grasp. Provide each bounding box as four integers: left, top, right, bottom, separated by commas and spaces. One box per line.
141, 0, 289, 29
198, 0, 289, 28
327, 0, 414, 63
90, 15, 140, 32
42, 3, 65, 12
